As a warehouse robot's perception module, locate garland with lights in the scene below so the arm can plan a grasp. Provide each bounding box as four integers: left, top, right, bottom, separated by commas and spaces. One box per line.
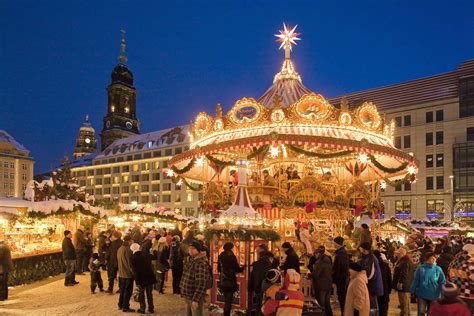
287, 145, 353, 159
205, 154, 235, 168
369, 154, 408, 174
247, 145, 269, 160
25, 205, 101, 220
384, 173, 415, 187
204, 227, 280, 242
121, 209, 198, 224
171, 175, 203, 191
171, 158, 196, 175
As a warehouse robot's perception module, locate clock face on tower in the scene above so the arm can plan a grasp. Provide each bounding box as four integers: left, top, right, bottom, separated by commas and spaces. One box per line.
85, 137, 91, 144
126, 121, 133, 129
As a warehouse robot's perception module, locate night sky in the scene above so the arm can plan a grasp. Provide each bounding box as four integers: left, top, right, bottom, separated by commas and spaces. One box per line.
1, 1, 473, 173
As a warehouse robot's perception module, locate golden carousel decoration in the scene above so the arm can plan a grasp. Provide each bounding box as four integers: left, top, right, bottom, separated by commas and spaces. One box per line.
169, 24, 419, 241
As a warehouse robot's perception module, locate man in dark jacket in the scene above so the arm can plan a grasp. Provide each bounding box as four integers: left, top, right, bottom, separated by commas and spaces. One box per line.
280, 242, 300, 274
332, 236, 349, 313
130, 243, 156, 314
358, 242, 384, 313
310, 246, 333, 316
105, 231, 123, 294
218, 242, 244, 316
436, 245, 454, 276
374, 250, 392, 316
249, 249, 273, 316
169, 235, 185, 294
392, 247, 414, 316
62, 230, 78, 287
73, 225, 87, 274
0, 238, 14, 300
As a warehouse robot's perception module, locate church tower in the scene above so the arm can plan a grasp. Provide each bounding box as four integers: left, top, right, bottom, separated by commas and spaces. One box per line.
73, 115, 97, 159
101, 30, 140, 150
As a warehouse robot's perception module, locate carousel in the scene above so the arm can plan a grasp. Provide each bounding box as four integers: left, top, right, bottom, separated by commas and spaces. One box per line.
169, 24, 419, 310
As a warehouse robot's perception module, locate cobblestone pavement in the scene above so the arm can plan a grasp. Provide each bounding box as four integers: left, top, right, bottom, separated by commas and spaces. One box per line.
0, 273, 416, 315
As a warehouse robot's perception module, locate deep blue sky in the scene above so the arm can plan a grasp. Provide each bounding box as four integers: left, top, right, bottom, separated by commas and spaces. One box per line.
1, 1, 473, 173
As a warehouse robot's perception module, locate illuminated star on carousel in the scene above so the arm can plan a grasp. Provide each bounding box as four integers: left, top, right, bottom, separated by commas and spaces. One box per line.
166, 169, 175, 178
275, 23, 301, 51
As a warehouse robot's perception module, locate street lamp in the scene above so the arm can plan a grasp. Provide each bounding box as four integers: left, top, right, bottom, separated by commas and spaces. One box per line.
449, 175, 454, 221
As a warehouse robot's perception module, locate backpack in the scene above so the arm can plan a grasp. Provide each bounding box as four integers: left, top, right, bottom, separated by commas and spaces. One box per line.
206, 262, 214, 289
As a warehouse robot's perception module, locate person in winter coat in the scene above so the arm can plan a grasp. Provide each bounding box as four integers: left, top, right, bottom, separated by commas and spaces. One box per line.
249, 249, 274, 316
261, 269, 285, 316
429, 283, 471, 316
97, 231, 107, 265
410, 252, 446, 316
218, 242, 244, 316
392, 247, 414, 316
277, 269, 305, 316
0, 238, 13, 301
332, 236, 350, 313
358, 224, 372, 247
61, 230, 78, 287
344, 262, 370, 316
280, 242, 300, 274
447, 243, 474, 314
117, 235, 135, 312
130, 243, 157, 314
436, 245, 454, 277
180, 241, 211, 316
152, 236, 170, 293
357, 242, 383, 313
88, 253, 104, 294
374, 250, 392, 316
169, 235, 185, 294
299, 222, 312, 255
130, 225, 143, 245
310, 246, 333, 316
140, 230, 155, 256
105, 231, 123, 293
73, 226, 87, 274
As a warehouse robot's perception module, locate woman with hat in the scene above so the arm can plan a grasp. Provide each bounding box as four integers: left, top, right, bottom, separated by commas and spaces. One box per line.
428, 283, 470, 316
344, 262, 370, 316
218, 242, 244, 316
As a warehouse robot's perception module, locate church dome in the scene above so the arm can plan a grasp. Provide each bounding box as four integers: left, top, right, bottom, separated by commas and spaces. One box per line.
111, 63, 134, 86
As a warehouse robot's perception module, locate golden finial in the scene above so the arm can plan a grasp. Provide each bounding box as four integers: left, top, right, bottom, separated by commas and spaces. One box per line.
216, 103, 222, 118
118, 28, 128, 64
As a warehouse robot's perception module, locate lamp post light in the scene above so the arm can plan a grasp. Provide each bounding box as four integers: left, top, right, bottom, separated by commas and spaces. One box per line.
449, 175, 455, 221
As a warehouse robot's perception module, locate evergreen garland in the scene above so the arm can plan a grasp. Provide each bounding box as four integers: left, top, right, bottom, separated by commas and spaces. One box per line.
287, 145, 353, 159
171, 158, 196, 174
204, 227, 280, 242
247, 145, 269, 160
121, 209, 198, 223
205, 154, 235, 167
369, 154, 408, 174
384, 174, 415, 187
26, 205, 100, 219
171, 176, 203, 191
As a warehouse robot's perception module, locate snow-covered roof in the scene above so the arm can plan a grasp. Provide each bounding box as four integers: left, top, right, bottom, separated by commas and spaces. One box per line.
0, 197, 106, 216
0, 130, 29, 153
96, 125, 189, 158
69, 152, 98, 168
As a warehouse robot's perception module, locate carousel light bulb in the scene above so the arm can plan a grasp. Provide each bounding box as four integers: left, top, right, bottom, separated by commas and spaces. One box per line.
358, 152, 369, 164
270, 146, 280, 158
166, 169, 175, 178
380, 180, 387, 190
407, 165, 416, 175
196, 157, 204, 167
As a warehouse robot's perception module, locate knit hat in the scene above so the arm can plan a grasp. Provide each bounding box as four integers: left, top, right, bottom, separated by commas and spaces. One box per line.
442, 283, 460, 298
360, 242, 372, 251
281, 242, 291, 249
189, 241, 202, 252
265, 269, 281, 284
349, 261, 363, 272
286, 269, 301, 285
333, 236, 344, 246
130, 243, 140, 254
223, 242, 234, 251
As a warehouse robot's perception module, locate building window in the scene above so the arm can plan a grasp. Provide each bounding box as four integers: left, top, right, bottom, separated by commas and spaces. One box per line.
132, 164, 139, 172
187, 192, 193, 202
113, 176, 119, 184
426, 132, 433, 146
175, 194, 181, 202
436, 176, 444, 189
153, 161, 160, 169
121, 196, 129, 204
9, 162, 14, 168
436, 110, 444, 121
395, 117, 402, 127
459, 77, 474, 118
10, 173, 14, 179
131, 175, 140, 182
426, 112, 433, 123
132, 185, 139, 193
163, 183, 171, 191
436, 131, 443, 145
147, 141, 153, 149
113, 167, 120, 173
436, 154, 444, 167
467, 127, 474, 141
165, 149, 172, 156
142, 163, 149, 171
404, 115, 411, 126
104, 177, 111, 185
395, 200, 411, 216
175, 147, 183, 154
112, 187, 120, 194
95, 188, 103, 195
122, 175, 129, 183
152, 184, 160, 191
141, 174, 149, 181
122, 165, 130, 172
162, 161, 168, 168
3, 162, 8, 168
426, 154, 433, 168
403, 135, 411, 148
152, 173, 160, 181
141, 185, 149, 192
122, 186, 130, 193
141, 196, 149, 203
162, 195, 171, 203
395, 136, 402, 149
96, 178, 103, 185
22, 174, 27, 180
426, 176, 434, 190
426, 199, 445, 218
153, 151, 162, 157
395, 183, 402, 192
404, 182, 411, 191
21, 163, 27, 170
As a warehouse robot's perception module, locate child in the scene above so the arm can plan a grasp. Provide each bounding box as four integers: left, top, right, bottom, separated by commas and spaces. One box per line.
275, 269, 304, 316
262, 269, 286, 316
89, 253, 104, 294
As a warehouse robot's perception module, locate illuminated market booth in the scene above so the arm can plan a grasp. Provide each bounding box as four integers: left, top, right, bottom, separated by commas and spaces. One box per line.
169, 24, 419, 309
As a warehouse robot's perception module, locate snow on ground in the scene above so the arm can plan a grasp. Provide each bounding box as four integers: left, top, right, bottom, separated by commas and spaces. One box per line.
0, 272, 416, 316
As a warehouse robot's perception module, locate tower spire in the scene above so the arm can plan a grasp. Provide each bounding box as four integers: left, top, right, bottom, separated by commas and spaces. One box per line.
118, 28, 128, 64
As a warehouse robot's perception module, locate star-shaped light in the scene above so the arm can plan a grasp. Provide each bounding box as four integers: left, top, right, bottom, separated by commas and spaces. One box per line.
166, 169, 175, 178
275, 23, 301, 51
270, 146, 280, 158
176, 179, 183, 187
358, 153, 369, 164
